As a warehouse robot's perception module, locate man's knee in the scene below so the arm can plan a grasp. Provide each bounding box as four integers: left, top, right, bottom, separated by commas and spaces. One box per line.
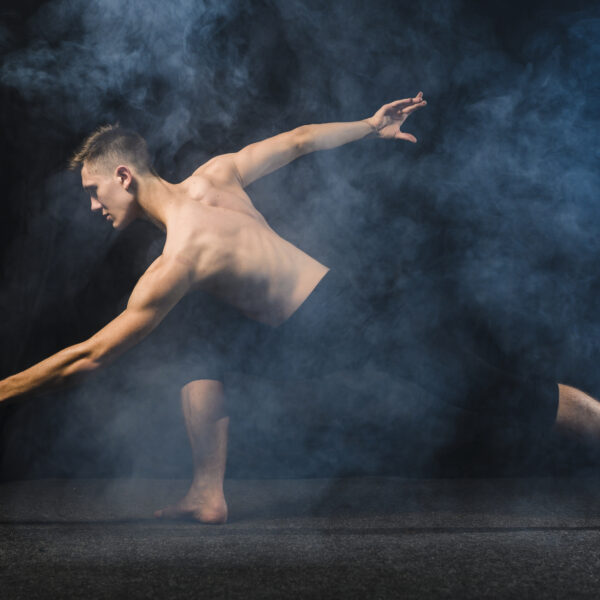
180, 379, 227, 421
181, 379, 224, 397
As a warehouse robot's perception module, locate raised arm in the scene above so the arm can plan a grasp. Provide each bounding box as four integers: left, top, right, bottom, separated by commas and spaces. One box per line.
0, 254, 192, 405
232, 92, 427, 187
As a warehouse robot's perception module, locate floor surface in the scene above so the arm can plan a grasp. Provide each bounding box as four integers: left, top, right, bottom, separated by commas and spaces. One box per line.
2, 477, 600, 598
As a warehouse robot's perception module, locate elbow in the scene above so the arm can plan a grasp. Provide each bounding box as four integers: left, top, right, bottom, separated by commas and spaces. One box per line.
294, 125, 313, 155
52, 343, 102, 388
63, 358, 101, 384
76, 356, 103, 376
65, 343, 103, 378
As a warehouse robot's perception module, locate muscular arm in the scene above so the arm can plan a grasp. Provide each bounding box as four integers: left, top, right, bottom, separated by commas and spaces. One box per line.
231, 93, 427, 187
0, 254, 192, 405
230, 122, 372, 187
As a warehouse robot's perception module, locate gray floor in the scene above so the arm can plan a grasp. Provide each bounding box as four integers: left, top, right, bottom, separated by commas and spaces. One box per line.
2, 477, 600, 598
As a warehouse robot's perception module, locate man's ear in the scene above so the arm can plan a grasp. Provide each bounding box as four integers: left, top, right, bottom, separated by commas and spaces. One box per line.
115, 165, 133, 191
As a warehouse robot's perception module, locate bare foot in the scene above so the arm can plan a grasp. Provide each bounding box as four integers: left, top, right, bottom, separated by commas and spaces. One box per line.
154, 488, 228, 524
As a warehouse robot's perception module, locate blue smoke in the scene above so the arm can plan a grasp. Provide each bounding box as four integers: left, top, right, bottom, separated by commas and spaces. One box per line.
1, 0, 599, 478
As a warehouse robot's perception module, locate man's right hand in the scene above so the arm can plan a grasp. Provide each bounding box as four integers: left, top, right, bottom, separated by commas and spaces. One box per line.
365, 92, 427, 143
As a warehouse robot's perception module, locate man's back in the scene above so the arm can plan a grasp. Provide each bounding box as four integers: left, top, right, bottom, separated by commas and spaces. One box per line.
163, 155, 329, 326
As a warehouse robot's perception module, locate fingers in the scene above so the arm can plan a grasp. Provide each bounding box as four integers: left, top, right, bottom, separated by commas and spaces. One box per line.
400, 100, 427, 115
385, 98, 416, 109
384, 91, 424, 110
396, 131, 417, 143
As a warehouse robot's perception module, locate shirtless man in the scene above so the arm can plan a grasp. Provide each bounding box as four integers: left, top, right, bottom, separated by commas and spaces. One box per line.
0, 92, 598, 523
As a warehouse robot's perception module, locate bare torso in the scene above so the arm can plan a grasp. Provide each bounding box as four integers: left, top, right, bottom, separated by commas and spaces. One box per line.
162, 157, 329, 327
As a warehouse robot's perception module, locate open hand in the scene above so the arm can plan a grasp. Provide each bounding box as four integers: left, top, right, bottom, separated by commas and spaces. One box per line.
365, 92, 427, 143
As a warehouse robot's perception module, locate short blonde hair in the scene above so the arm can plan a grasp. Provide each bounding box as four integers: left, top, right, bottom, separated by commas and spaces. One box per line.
69, 123, 155, 174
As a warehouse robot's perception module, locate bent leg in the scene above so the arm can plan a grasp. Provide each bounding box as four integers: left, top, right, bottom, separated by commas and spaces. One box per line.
154, 379, 229, 524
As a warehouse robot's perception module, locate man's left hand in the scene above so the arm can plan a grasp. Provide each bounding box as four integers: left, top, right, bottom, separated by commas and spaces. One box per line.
365, 92, 427, 143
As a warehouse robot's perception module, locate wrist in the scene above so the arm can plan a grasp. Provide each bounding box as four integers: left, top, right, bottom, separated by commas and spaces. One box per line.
362, 118, 378, 137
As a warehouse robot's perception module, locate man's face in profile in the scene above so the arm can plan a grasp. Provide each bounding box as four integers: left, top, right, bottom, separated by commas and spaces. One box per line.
81, 162, 137, 230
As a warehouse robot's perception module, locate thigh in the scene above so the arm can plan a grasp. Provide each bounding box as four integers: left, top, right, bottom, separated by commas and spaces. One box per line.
402, 317, 559, 432
237, 270, 373, 380
154, 290, 234, 385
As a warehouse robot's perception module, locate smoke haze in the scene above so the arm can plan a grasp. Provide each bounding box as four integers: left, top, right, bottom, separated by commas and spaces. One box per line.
0, 0, 599, 479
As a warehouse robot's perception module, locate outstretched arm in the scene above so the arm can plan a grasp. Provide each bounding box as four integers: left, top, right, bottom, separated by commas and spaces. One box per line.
0, 254, 192, 405
232, 92, 427, 187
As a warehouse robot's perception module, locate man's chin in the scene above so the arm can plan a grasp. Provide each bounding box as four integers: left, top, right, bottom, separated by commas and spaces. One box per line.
111, 218, 132, 231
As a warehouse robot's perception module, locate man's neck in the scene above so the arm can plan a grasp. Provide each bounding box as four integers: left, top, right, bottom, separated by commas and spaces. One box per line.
136, 175, 180, 231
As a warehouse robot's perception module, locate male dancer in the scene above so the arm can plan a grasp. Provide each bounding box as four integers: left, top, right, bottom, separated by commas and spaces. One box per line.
0, 93, 596, 523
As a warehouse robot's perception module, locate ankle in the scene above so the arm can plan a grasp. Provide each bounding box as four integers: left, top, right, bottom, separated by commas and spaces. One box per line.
190, 478, 225, 495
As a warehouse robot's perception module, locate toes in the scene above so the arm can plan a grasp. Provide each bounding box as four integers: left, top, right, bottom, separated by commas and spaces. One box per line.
153, 504, 187, 520
152, 500, 227, 523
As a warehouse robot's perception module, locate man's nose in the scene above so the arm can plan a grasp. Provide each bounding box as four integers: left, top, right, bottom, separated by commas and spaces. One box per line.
90, 197, 102, 211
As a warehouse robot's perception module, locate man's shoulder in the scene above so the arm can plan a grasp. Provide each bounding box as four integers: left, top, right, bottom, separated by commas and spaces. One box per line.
191, 153, 241, 183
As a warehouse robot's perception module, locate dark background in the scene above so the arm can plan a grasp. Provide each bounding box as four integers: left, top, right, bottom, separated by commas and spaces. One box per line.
0, 0, 598, 481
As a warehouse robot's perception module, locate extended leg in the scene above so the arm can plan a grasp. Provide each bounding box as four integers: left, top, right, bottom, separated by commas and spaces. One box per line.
554, 383, 600, 441
154, 379, 229, 523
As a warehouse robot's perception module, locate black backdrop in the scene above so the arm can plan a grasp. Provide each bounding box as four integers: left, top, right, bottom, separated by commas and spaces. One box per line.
1, 0, 599, 480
